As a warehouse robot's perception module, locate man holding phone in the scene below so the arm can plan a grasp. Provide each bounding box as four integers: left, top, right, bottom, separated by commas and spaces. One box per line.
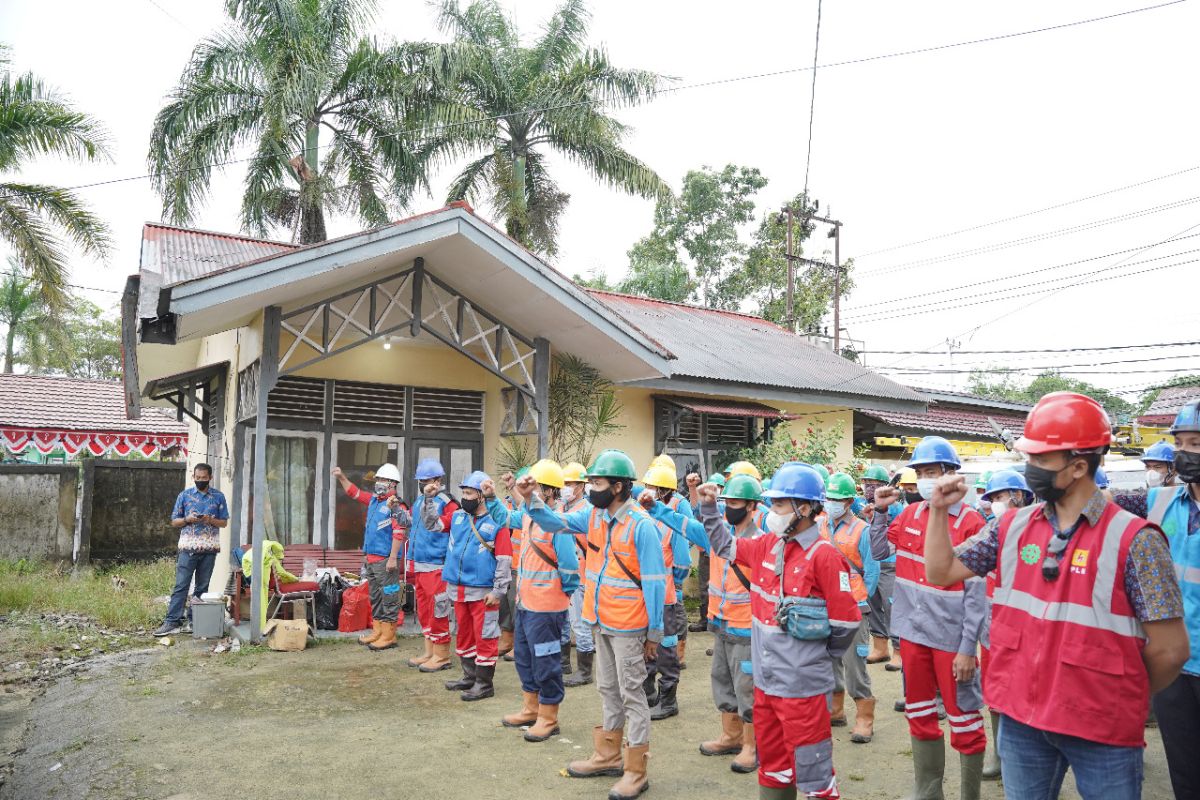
155, 463, 229, 637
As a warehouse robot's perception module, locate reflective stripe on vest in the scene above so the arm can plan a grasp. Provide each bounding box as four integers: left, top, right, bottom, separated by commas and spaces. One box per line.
820, 516, 868, 604
1147, 485, 1179, 526
516, 514, 569, 613
582, 508, 649, 632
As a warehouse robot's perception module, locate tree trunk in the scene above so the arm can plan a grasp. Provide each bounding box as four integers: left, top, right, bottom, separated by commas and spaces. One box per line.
506, 153, 528, 245
3, 326, 15, 373
299, 202, 327, 244
298, 123, 327, 244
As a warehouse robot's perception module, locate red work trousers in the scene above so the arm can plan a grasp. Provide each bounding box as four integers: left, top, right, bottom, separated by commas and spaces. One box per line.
900, 639, 986, 755
454, 598, 500, 667
754, 688, 839, 797
413, 570, 450, 644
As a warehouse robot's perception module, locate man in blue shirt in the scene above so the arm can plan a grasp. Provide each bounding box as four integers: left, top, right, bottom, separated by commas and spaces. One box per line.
155, 463, 229, 636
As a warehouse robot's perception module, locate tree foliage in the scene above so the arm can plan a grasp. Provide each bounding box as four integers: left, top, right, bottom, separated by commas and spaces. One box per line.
0, 262, 63, 373
546, 353, 624, 465
967, 368, 1134, 420
34, 298, 121, 379
722, 421, 847, 479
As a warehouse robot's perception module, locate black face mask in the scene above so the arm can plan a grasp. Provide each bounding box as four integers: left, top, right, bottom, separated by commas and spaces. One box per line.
1025, 463, 1072, 503
1175, 450, 1200, 484
656, 489, 674, 503
588, 486, 615, 508
460, 497, 481, 515
903, 490, 922, 505
724, 506, 749, 526
195, 480, 210, 491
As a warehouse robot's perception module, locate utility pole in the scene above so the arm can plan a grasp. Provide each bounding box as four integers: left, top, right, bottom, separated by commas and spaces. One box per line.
946, 337, 962, 390
785, 206, 795, 332
794, 211, 843, 351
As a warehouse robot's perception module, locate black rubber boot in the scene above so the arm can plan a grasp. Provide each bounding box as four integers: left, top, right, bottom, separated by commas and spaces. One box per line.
562, 642, 574, 675
650, 684, 679, 720
564, 650, 594, 687
461, 664, 495, 701
642, 671, 659, 709
444, 657, 476, 691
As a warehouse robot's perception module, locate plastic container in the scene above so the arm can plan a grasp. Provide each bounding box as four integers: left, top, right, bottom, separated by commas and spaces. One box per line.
191, 599, 226, 639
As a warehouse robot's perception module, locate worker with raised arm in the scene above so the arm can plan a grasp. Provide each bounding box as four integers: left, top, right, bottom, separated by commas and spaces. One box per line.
406, 458, 459, 672
517, 449, 666, 800
560, 461, 597, 687
868, 437, 989, 800
922, 392, 1189, 800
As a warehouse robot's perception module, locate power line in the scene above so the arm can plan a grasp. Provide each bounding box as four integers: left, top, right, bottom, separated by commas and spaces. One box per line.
802, 0, 824, 199
0, 0, 1185, 204
875, 351, 1200, 373
882, 366, 1200, 376
854, 163, 1200, 259
67, 283, 121, 294
863, 339, 1200, 355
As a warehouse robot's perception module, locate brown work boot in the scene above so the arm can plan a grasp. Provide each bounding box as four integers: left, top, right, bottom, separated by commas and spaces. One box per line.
850, 696, 876, 744
730, 722, 757, 773
524, 703, 560, 742
699, 712, 743, 756
886, 648, 903, 672
358, 620, 382, 645
498, 629, 514, 659
608, 744, 650, 800
677, 639, 687, 669
502, 691, 539, 728
407, 638, 433, 668
830, 691, 847, 726
419, 641, 452, 672
367, 621, 397, 651
567, 726, 624, 778
867, 635, 890, 663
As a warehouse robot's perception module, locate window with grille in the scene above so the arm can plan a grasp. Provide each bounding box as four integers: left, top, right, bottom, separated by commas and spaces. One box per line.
333, 380, 405, 425
267, 376, 325, 421
411, 387, 484, 431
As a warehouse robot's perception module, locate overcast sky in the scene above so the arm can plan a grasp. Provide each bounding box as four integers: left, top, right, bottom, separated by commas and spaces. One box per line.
3, 0, 1198, 399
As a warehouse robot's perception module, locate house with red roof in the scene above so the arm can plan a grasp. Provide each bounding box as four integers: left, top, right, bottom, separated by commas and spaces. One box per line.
1136, 384, 1200, 427
855, 387, 1031, 462
120, 203, 925, 637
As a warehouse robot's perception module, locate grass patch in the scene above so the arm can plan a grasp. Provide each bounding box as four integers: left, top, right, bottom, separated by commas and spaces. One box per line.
0, 558, 176, 630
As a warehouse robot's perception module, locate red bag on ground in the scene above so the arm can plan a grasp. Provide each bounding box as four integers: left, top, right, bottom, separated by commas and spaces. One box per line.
337, 581, 372, 632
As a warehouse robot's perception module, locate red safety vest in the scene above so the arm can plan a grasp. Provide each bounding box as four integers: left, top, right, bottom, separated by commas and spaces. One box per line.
986, 501, 1156, 747
516, 514, 570, 613
582, 506, 650, 632
820, 515, 869, 604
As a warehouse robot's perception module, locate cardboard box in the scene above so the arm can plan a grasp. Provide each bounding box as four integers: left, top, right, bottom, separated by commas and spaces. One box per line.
263, 619, 309, 651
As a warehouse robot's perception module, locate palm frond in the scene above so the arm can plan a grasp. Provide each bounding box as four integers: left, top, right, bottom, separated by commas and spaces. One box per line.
531, 0, 589, 74
0, 71, 113, 171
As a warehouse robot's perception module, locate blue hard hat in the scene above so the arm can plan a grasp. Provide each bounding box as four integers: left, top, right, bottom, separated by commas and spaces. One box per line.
761, 463, 826, 503
1170, 400, 1200, 435
982, 469, 1034, 504
1095, 467, 1109, 489
908, 436, 962, 470
459, 470, 490, 491
1142, 441, 1175, 464
415, 458, 445, 480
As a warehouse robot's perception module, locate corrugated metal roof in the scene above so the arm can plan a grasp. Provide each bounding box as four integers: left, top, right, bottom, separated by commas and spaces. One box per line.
1137, 384, 1200, 425
859, 407, 1026, 438
589, 291, 923, 403
0, 374, 187, 433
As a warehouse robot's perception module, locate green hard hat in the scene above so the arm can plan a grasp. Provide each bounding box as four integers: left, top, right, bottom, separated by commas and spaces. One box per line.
826, 472, 857, 500
812, 464, 830, 485
974, 470, 992, 490
588, 449, 638, 480
707, 473, 727, 487
515, 466, 531, 479
862, 465, 890, 483
720, 474, 762, 501
722, 463, 735, 475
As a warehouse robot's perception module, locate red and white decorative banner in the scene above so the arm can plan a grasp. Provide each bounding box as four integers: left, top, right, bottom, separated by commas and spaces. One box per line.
0, 427, 188, 458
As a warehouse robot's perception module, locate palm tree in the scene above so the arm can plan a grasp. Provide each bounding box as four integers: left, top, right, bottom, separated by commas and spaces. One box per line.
0, 45, 112, 312
148, 0, 435, 244
0, 259, 70, 373
422, 0, 669, 256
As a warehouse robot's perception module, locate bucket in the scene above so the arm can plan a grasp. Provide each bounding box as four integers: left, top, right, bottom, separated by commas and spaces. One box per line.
192, 599, 226, 639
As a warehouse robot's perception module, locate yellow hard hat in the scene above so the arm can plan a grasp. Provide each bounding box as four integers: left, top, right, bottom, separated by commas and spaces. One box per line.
650, 453, 675, 470
898, 467, 918, 486
642, 463, 678, 490
529, 458, 565, 489
728, 461, 762, 481
561, 462, 587, 483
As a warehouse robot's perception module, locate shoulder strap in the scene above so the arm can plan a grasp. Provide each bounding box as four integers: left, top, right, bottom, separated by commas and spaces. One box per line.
466, 515, 495, 553
729, 561, 752, 591
526, 538, 559, 570
607, 516, 642, 589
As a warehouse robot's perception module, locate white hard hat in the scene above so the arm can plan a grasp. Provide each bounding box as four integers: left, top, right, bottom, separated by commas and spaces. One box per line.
375, 463, 402, 482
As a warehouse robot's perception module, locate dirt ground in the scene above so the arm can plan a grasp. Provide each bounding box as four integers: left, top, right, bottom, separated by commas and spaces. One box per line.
0, 632, 1174, 800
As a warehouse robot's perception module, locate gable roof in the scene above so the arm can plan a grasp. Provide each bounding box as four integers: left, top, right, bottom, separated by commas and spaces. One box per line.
1138, 384, 1200, 425
0, 374, 187, 434
859, 406, 1026, 439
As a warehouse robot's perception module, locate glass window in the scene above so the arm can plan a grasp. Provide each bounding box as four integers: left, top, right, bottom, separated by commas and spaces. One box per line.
334, 438, 402, 551
247, 435, 318, 545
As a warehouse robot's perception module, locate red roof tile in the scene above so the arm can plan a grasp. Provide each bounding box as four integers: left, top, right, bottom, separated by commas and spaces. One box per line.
859, 407, 1026, 438
1137, 384, 1200, 426
0, 374, 187, 434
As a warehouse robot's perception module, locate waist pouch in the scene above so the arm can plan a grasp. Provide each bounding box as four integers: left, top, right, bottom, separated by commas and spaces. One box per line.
776, 596, 830, 641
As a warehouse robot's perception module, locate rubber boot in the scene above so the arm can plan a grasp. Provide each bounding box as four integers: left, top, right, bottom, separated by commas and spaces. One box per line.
567, 726, 624, 778
367, 621, 397, 651
982, 711, 1001, 780
867, 635, 890, 663
502, 690, 539, 728
498, 629, 514, 661
564, 650, 594, 687
894, 698, 906, 713
960, 751, 983, 800
460, 664, 495, 701
407, 637, 433, 668
730, 722, 757, 774
677, 639, 687, 670
358, 620, 382, 645
850, 696, 876, 744
562, 642, 574, 675
444, 657, 476, 691
699, 712, 743, 756
642, 671, 659, 709
608, 744, 649, 800
758, 787, 797, 800
886, 648, 903, 672
524, 703, 561, 742
907, 737, 946, 800
830, 691, 847, 726
688, 618, 708, 632
419, 641, 452, 672
650, 684, 678, 720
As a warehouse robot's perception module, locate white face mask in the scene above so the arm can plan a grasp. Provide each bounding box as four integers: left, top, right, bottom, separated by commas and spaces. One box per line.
1146, 470, 1165, 488
561, 485, 576, 503
822, 500, 846, 520
990, 499, 1009, 518
916, 478, 937, 501
766, 510, 795, 535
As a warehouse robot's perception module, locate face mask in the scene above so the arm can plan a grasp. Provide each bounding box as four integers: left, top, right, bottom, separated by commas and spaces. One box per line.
1025, 463, 1072, 503
916, 479, 937, 501
561, 486, 576, 503
766, 510, 795, 535
1145, 470, 1164, 488
588, 486, 614, 508
656, 488, 674, 503
460, 497, 480, 514
374, 481, 392, 496
194, 480, 210, 491
903, 490, 922, 505
725, 506, 749, 526
990, 499, 1008, 518
822, 500, 846, 520
1175, 450, 1200, 484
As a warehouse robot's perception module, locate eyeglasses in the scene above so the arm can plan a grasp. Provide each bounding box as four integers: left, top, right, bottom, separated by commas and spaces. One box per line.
1042, 529, 1074, 581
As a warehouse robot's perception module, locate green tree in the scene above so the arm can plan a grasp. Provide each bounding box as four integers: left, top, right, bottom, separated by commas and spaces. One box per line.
148, 0, 432, 244
570, 267, 614, 291
35, 298, 121, 379
0, 261, 67, 372
0, 45, 112, 312
422, 0, 668, 256
967, 368, 1133, 420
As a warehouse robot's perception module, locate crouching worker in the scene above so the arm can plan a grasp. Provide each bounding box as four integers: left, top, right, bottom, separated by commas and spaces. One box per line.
489, 459, 581, 741
423, 471, 512, 701
519, 449, 665, 800
701, 463, 861, 799
332, 463, 409, 650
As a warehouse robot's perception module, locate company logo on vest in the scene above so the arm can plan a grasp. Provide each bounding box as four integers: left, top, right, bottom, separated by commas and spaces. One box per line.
1019, 543, 1042, 565
1070, 548, 1089, 575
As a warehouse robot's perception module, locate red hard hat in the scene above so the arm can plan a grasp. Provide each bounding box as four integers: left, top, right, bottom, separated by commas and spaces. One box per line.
1015, 392, 1112, 455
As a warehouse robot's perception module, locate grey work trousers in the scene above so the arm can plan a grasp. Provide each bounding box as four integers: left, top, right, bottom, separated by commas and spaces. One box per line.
363, 559, 402, 624
868, 562, 895, 641
595, 629, 652, 747
711, 630, 754, 722
832, 616, 873, 699
499, 566, 517, 632
645, 601, 682, 692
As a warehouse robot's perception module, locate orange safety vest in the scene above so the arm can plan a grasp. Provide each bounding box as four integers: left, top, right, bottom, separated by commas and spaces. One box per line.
516, 513, 570, 613
708, 525, 754, 632
820, 515, 869, 604
582, 505, 651, 633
